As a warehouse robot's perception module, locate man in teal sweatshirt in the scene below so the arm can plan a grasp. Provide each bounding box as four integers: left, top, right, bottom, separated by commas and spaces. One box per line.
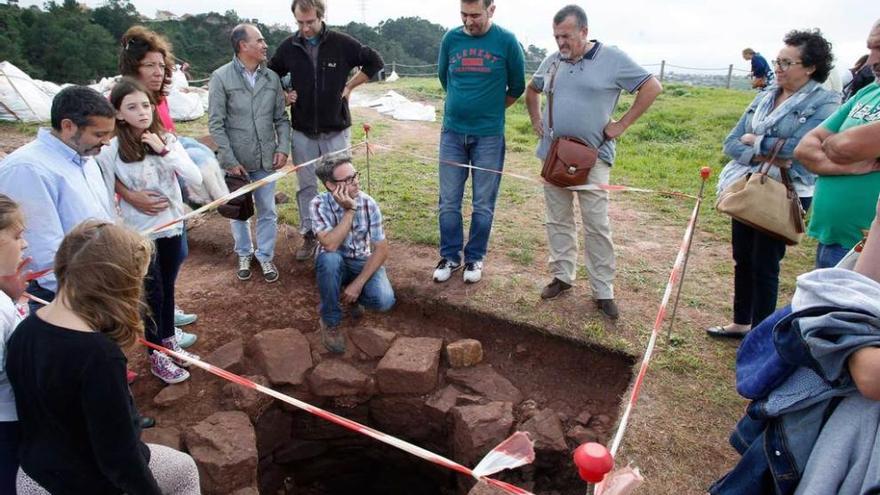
433, 0, 525, 285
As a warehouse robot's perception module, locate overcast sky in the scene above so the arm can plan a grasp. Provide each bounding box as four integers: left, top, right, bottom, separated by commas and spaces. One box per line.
23, 0, 877, 75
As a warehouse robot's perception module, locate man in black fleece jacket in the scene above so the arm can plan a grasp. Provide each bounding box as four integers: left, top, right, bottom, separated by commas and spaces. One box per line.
269, 0, 383, 262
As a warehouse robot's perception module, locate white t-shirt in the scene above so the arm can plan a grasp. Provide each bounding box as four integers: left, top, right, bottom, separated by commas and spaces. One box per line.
0, 291, 24, 421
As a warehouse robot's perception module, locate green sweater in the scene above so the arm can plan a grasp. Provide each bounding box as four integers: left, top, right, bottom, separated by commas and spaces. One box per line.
437, 24, 525, 136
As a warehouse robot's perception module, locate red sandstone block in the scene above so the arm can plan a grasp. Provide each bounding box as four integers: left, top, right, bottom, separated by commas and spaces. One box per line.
375, 337, 443, 394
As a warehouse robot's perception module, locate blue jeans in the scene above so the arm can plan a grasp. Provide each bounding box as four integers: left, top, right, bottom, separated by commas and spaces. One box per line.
438, 129, 505, 264
144, 235, 186, 348
315, 252, 395, 328
815, 242, 849, 269
231, 169, 277, 262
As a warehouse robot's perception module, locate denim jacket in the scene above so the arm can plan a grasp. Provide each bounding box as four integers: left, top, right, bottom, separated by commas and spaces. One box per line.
710, 269, 880, 495
719, 82, 840, 197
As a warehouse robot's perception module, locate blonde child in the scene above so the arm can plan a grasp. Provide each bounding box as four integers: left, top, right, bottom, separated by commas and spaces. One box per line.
8, 221, 200, 494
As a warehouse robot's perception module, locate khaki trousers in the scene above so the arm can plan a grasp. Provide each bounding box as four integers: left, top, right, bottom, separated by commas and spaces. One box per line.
543, 159, 615, 299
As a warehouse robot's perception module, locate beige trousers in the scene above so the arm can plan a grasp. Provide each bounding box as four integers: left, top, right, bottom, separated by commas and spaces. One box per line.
543, 159, 615, 299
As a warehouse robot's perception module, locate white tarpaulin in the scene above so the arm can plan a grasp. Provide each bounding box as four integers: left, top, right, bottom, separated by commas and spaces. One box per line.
0, 61, 53, 123
167, 86, 205, 121
0, 62, 206, 123
350, 89, 436, 122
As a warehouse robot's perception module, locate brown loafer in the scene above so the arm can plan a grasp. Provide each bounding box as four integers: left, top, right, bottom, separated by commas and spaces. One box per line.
596, 299, 620, 320
540, 278, 572, 300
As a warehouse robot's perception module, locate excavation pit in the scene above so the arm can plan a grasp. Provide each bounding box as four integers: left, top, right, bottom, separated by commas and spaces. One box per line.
131, 221, 636, 494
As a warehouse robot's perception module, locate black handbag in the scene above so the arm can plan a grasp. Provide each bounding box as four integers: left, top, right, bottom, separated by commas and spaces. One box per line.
217, 174, 255, 221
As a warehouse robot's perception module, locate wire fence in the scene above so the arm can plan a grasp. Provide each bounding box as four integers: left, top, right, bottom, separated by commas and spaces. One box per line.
388, 60, 753, 89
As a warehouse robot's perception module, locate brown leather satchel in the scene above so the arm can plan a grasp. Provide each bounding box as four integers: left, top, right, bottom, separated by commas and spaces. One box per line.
541, 61, 599, 188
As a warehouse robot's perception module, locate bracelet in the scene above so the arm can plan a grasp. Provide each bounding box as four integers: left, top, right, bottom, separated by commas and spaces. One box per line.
157, 146, 170, 157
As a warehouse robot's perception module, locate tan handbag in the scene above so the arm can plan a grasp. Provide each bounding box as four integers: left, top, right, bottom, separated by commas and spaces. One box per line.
715, 140, 806, 245
540, 62, 600, 188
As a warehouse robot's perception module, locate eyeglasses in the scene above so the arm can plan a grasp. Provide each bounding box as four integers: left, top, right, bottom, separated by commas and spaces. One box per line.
772, 59, 803, 71
332, 171, 360, 185
140, 62, 167, 72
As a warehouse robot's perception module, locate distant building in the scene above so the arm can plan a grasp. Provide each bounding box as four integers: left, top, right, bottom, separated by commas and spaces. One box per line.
203, 13, 224, 25
155, 9, 179, 21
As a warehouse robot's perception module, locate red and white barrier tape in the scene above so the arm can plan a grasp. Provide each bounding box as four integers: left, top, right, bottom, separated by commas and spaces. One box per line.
139, 340, 536, 494
25, 142, 368, 280
146, 141, 368, 236
594, 174, 707, 494
367, 142, 698, 200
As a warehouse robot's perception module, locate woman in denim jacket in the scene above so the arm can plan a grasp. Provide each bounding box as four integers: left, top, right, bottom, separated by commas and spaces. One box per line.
707, 29, 840, 338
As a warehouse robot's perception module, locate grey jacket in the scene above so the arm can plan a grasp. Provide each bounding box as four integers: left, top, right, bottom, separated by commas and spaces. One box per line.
208, 58, 291, 173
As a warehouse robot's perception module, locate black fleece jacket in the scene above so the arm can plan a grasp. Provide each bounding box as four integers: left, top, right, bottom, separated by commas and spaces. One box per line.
269, 25, 384, 135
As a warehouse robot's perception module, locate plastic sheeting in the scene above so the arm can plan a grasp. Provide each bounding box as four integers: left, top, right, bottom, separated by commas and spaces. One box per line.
0, 61, 207, 123
0, 61, 53, 122
350, 89, 436, 122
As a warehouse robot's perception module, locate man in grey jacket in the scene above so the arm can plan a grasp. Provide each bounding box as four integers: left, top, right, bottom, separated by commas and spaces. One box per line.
209, 23, 291, 283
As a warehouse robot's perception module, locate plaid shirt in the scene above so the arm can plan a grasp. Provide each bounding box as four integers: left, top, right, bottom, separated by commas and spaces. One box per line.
311, 191, 385, 259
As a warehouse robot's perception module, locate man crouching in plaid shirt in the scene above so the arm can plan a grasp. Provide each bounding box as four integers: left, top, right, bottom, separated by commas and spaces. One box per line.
311, 155, 396, 353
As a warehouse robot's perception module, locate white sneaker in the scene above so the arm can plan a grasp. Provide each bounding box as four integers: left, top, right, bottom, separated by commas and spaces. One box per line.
150, 351, 190, 384
463, 261, 483, 284
432, 259, 461, 283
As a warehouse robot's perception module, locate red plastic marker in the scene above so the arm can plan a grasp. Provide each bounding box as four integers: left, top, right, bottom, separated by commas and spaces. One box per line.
700, 166, 712, 180
573, 442, 614, 483
363, 123, 372, 134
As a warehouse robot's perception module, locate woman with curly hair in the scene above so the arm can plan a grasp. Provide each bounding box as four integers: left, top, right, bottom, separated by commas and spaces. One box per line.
120, 26, 177, 132
707, 29, 840, 339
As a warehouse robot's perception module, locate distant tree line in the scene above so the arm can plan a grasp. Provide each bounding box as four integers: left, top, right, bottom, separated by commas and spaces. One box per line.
0, 0, 548, 84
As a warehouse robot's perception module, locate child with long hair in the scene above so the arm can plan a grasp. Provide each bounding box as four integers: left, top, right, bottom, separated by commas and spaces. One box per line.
7, 220, 200, 494
0, 195, 28, 493
97, 77, 202, 384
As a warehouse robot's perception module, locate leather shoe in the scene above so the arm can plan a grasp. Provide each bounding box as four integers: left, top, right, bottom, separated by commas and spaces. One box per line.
540, 278, 572, 299
596, 299, 620, 320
